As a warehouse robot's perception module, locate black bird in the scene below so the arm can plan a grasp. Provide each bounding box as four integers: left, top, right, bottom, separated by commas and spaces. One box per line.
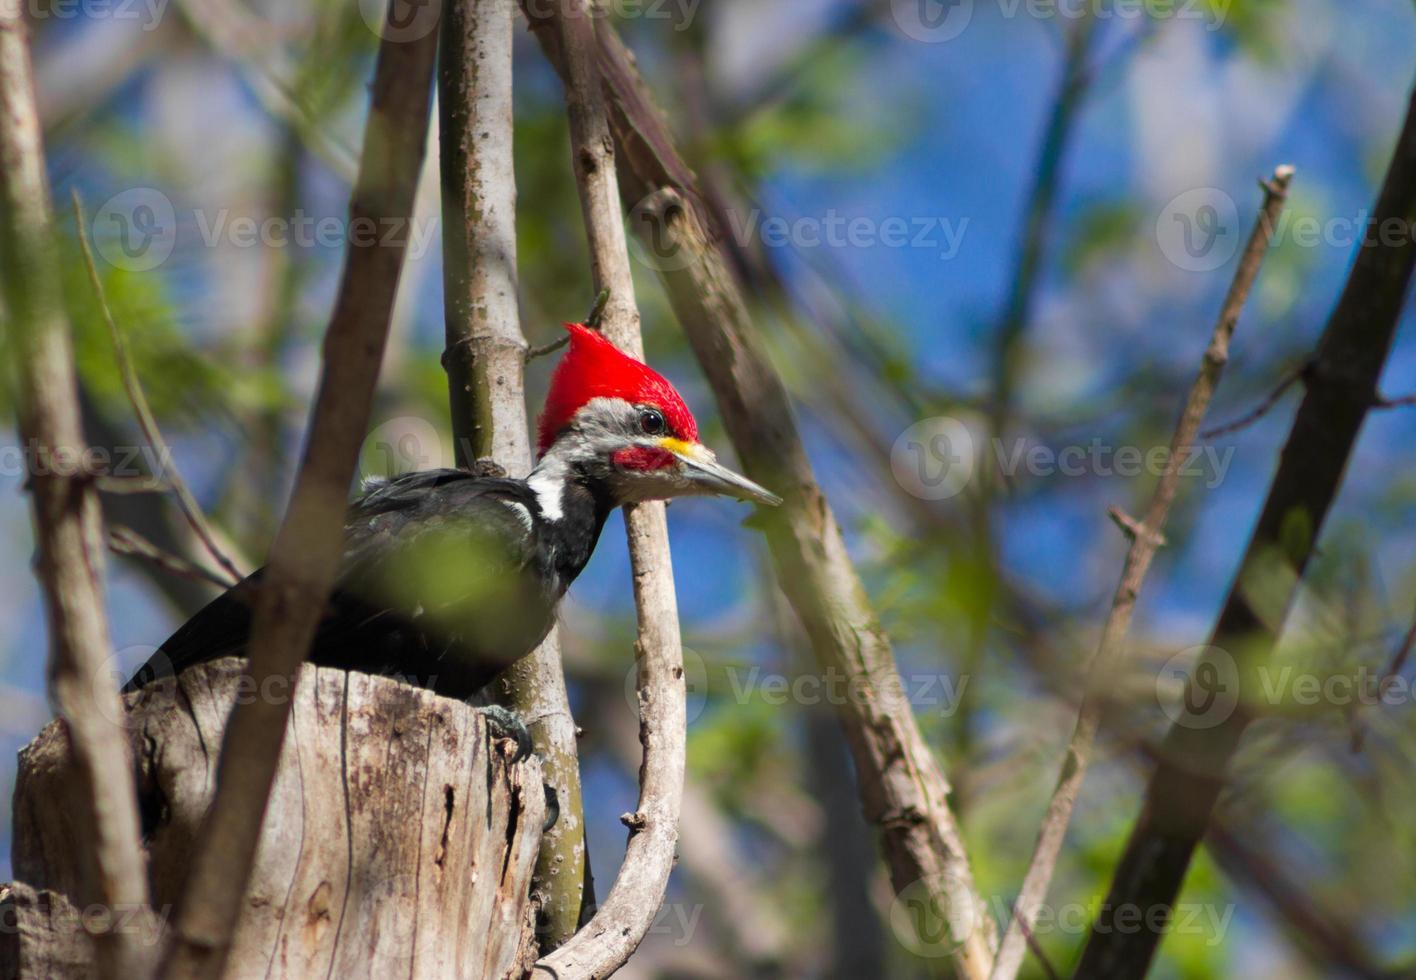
125, 323, 780, 706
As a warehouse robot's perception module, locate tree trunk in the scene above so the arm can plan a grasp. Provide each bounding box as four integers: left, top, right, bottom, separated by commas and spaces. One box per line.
3, 659, 544, 979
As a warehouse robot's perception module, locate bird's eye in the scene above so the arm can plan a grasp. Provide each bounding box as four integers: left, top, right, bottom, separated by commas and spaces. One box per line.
639, 408, 667, 435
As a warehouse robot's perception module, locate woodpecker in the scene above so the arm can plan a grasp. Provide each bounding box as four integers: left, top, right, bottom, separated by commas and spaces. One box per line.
125, 322, 779, 707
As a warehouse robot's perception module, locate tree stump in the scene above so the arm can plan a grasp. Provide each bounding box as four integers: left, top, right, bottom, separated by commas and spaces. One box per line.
2, 658, 544, 979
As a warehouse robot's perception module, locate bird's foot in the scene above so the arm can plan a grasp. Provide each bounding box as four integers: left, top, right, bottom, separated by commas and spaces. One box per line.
476, 704, 533, 765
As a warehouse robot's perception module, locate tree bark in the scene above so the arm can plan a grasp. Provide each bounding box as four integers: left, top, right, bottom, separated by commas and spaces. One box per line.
528, 4, 687, 977
155, 7, 441, 976
4, 659, 544, 979
438, 0, 592, 947
0, 5, 150, 977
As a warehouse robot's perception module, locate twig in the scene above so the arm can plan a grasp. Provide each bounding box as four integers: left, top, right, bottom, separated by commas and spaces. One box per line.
1350, 609, 1416, 753
94, 475, 173, 495
599, 674, 790, 971
1200, 361, 1308, 439
1378, 614, 1416, 696
584, 285, 611, 328
988, 165, 1294, 980
155, 9, 440, 978
438, 0, 593, 949
1106, 506, 1166, 547
107, 526, 236, 591
524, 293, 604, 362
1019, 918, 1060, 980
73, 192, 244, 588
524, 334, 570, 361
0, 8, 151, 976
1373, 392, 1416, 408
1078, 87, 1416, 978
518, 10, 998, 977
529, 2, 686, 975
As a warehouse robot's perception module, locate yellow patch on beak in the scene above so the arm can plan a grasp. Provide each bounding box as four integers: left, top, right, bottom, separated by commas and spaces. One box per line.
658, 437, 701, 460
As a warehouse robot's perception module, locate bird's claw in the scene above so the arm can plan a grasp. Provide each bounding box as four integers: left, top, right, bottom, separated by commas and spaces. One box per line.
476, 704, 533, 765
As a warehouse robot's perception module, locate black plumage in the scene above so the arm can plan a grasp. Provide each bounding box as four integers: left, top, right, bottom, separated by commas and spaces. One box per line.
125, 466, 615, 701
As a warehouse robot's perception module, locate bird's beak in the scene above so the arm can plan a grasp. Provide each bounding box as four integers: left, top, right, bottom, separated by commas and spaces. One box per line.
662, 439, 782, 507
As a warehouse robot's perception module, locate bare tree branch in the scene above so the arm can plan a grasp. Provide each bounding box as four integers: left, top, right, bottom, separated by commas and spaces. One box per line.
1349, 606, 1416, 753
1200, 361, 1308, 439
107, 525, 239, 591
438, 0, 595, 950
72, 192, 245, 586
988, 165, 1294, 980
1078, 85, 1416, 978
154, 8, 441, 977
80, 392, 244, 614
0, 7, 150, 976
517, 11, 998, 977
529, 4, 687, 976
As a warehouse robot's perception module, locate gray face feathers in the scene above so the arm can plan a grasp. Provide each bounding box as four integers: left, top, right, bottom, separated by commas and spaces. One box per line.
531, 397, 782, 512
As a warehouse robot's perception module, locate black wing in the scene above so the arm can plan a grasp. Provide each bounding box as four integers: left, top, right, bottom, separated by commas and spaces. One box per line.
125, 469, 551, 700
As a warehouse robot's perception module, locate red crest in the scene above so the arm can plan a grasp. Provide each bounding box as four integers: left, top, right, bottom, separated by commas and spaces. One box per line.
537, 323, 699, 454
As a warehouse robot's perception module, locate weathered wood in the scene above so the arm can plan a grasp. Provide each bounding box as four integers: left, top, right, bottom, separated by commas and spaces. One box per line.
5, 659, 543, 979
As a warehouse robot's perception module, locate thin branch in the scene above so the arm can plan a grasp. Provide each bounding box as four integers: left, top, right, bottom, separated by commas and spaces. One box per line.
437, 0, 593, 950
1078, 86, 1416, 978
1378, 613, 1416, 696
988, 165, 1294, 980
73, 192, 245, 588
1200, 361, 1308, 439
84, 396, 241, 614
154, 9, 440, 977
107, 525, 236, 591
522, 289, 607, 362
599, 675, 790, 973
0, 7, 151, 976
93, 475, 173, 495
517, 11, 998, 977
1350, 608, 1416, 753
1373, 391, 1416, 408
530, 2, 687, 975
1019, 919, 1060, 980
524, 334, 570, 361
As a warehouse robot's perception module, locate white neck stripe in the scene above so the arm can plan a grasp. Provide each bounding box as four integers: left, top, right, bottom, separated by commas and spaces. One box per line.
527, 454, 569, 522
